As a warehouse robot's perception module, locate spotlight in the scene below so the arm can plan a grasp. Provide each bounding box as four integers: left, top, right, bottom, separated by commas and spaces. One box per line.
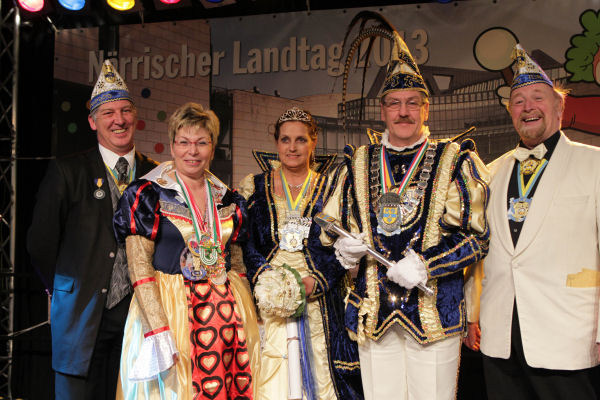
107, 0, 135, 11
198, 0, 235, 8
18, 0, 44, 12
160, 0, 180, 3
58, 0, 86, 10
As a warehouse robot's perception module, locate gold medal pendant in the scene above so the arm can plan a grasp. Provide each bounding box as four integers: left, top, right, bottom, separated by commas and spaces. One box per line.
508, 196, 531, 222
510, 158, 548, 224
376, 192, 403, 236
93, 178, 105, 199
375, 141, 436, 237
521, 158, 540, 175
188, 235, 227, 285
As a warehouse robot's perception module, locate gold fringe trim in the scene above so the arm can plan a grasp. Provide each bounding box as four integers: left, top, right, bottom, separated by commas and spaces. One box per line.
419, 141, 459, 339
352, 145, 379, 344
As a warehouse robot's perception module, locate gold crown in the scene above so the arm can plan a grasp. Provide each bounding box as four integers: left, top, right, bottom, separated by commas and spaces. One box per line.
277, 107, 312, 124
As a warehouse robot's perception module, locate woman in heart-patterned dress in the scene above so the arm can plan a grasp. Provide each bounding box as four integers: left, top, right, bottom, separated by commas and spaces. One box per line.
113, 102, 260, 399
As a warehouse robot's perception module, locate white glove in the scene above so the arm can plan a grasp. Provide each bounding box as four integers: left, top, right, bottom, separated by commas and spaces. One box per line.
333, 232, 368, 270
386, 249, 428, 289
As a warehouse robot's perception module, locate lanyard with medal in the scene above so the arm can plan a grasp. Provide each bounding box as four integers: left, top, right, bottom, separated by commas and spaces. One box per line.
508, 158, 548, 223
176, 172, 227, 285
279, 169, 313, 252
376, 141, 428, 236
104, 162, 136, 194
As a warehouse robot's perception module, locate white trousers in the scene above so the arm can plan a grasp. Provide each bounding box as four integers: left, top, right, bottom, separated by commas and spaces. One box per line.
358, 326, 462, 400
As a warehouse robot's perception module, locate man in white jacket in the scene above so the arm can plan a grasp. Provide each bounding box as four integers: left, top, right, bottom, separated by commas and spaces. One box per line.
465, 44, 600, 399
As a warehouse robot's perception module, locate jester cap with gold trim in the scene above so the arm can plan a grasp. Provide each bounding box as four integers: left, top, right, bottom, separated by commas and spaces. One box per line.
381, 31, 429, 98
511, 44, 553, 91
90, 59, 133, 112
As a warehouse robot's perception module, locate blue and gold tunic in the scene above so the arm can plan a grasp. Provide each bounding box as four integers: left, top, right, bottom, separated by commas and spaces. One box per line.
240, 167, 363, 400
322, 134, 489, 344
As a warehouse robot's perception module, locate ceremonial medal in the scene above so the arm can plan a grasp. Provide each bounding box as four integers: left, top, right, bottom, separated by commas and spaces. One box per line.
279, 214, 311, 252
376, 142, 429, 236
508, 158, 548, 223
520, 158, 539, 175
508, 197, 531, 222
278, 170, 313, 252
176, 172, 228, 285
376, 192, 403, 236
190, 235, 221, 266
93, 189, 105, 199
209, 269, 228, 285
93, 178, 105, 199
104, 161, 136, 195
180, 245, 206, 281
188, 236, 226, 283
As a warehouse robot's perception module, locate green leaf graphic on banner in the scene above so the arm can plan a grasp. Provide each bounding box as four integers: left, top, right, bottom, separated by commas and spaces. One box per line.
565, 9, 600, 83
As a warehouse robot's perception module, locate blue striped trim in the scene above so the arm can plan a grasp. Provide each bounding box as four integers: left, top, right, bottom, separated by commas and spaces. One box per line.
512, 73, 553, 91
90, 89, 132, 111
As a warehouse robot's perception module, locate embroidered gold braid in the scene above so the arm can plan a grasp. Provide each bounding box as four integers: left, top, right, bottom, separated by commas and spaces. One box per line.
353, 145, 379, 343
416, 141, 458, 340
125, 235, 169, 333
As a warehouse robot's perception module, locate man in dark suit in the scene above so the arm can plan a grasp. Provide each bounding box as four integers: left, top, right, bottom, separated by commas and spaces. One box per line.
27, 60, 157, 399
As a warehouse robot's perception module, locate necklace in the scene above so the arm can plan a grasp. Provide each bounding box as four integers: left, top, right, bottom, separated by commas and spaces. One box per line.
282, 170, 310, 190
278, 168, 313, 252
175, 172, 226, 284
371, 140, 437, 236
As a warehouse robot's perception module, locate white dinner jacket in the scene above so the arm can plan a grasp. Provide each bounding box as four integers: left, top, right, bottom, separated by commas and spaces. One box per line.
477, 132, 600, 370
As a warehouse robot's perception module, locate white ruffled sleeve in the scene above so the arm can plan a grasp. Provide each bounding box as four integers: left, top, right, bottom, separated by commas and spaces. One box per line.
129, 329, 179, 382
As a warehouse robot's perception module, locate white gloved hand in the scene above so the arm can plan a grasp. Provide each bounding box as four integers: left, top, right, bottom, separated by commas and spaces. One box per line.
333, 232, 368, 270
386, 249, 428, 289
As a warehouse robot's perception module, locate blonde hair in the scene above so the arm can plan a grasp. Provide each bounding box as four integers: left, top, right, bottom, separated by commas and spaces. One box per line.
168, 102, 219, 144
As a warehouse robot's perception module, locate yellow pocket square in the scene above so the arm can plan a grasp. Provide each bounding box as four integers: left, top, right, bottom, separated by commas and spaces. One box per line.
566, 268, 600, 288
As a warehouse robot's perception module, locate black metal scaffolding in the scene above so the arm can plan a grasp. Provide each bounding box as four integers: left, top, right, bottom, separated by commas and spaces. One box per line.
0, 1, 17, 398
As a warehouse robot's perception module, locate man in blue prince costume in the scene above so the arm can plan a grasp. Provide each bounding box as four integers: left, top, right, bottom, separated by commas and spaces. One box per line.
321, 20, 489, 400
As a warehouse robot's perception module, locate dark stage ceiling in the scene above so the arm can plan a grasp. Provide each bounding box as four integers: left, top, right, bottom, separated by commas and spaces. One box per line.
18, 0, 466, 29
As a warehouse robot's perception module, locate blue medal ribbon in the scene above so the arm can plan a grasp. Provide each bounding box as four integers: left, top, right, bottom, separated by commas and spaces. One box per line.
508, 158, 548, 222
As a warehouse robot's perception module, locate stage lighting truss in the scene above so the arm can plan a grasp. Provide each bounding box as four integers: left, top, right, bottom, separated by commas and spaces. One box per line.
0, 2, 16, 400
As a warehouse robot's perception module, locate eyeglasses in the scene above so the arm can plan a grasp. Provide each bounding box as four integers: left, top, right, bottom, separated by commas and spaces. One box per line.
173, 139, 212, 149
381, 99, 424, 111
